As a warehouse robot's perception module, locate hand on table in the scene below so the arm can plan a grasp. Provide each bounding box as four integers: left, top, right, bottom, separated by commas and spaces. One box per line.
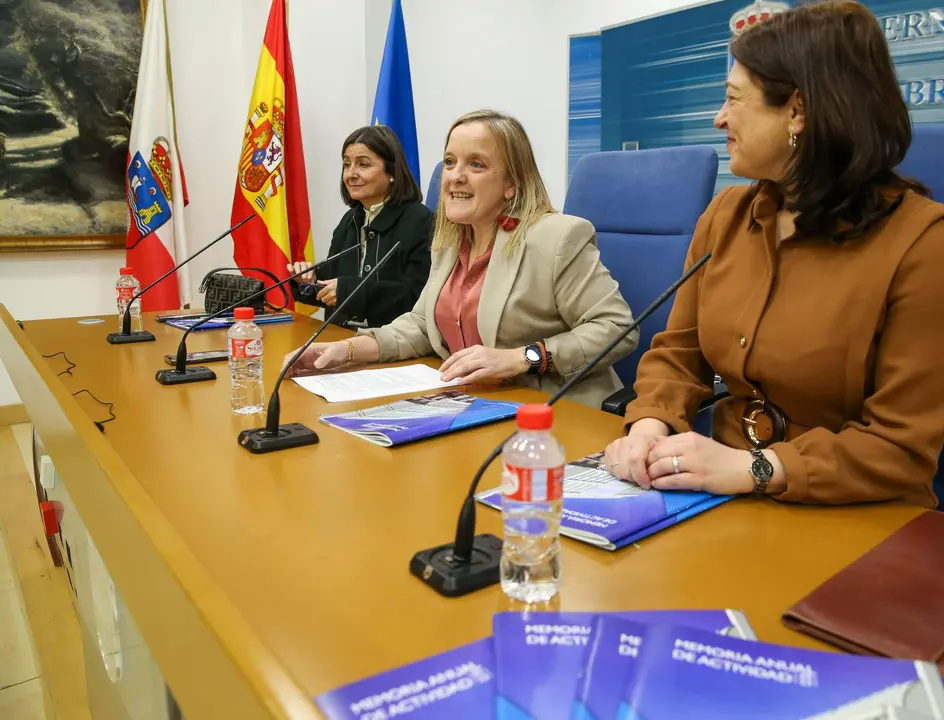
604, 429, 667, 489
644, 432, 754, 494
281, 341, 349, 378
439, 345, 529, 384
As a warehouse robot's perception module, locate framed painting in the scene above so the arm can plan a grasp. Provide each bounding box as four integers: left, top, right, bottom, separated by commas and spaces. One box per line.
0, 0, 148, 252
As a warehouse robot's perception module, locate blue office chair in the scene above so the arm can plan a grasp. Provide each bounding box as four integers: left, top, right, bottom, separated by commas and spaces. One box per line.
562, 147, 718, 413
897, 123, 944, 505
425, 161, 443, 211
897, 123, 944, 201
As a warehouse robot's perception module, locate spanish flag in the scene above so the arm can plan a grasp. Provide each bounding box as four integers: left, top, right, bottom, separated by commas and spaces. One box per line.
231, 0, 312, 308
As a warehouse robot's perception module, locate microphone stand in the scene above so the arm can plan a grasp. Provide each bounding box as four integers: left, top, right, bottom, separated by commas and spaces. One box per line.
410, 252, 712, 597
107, 213, 256, 344
155, 244, 361, 385
238, 242, 401, 454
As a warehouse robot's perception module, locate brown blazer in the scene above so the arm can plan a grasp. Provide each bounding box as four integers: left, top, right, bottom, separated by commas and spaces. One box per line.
623, 184, 944, 508
362, 213, 638, 408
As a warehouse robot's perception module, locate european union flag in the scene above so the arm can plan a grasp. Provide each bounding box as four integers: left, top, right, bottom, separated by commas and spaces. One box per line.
371, 0, 421, 186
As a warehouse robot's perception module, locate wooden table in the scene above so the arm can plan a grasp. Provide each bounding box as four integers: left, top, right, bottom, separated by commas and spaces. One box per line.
0, 306, 925, 720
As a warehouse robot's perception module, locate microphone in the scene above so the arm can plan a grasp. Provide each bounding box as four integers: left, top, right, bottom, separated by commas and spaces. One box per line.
410, 252, 712, 597
155, 244, 361, 386
237, 241, 401, 454
107, 213, 257, 344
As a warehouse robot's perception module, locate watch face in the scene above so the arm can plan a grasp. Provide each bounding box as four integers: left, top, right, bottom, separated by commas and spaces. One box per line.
751, 456, 774, 482
525, 346, 541, 363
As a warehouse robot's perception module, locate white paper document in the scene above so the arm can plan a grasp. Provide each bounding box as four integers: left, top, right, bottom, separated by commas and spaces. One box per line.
563, 451, 647, 499
292, 364, 462, 403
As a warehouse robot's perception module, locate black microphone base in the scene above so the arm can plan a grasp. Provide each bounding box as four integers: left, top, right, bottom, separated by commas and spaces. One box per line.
155, 366, 217, 385
238, 423, 319, 453
106, 330, 155, 344
410, 533, 503, 597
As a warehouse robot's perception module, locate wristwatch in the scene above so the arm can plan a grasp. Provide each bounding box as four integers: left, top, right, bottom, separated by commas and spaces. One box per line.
524, 344, 543, 375
749, 448, 774, 494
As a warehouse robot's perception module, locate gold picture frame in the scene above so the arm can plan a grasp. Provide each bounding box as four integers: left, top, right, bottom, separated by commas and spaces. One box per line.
0, 0, 150, 253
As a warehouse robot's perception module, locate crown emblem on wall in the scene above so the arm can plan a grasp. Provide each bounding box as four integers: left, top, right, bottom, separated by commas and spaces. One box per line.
729, 1, 791, 34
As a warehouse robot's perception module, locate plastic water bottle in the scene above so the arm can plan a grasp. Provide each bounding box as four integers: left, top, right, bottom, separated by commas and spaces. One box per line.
500, 404, 565, 602
115, 266, 142, 333
227, 307, 264, 415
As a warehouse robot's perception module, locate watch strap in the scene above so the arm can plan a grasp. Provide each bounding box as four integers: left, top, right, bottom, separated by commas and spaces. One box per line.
525, 341, 551, 375
749, 448, 773, 494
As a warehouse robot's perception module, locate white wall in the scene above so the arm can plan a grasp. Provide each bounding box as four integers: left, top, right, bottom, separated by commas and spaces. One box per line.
0, 250, 125, 404
402, 0, 706, 210
561, 0, 716, 35
403, 0, 567, 207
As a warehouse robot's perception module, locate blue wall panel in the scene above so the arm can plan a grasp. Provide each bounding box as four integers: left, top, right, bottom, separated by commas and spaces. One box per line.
568, 1, 944, 193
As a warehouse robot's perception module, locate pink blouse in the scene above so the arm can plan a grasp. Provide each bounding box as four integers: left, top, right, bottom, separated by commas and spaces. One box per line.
434, 238, 494, 353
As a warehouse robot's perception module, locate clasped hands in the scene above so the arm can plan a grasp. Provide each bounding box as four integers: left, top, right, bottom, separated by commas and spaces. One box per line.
603, 421, 755, 496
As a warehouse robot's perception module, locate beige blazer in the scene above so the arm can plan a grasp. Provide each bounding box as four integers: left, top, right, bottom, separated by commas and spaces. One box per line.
361, 213, 638, 408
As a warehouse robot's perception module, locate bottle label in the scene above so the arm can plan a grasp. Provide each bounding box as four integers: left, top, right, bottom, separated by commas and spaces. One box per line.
230, 337, 263, 359
117, 286, 135, 304
501, 464, 564, 502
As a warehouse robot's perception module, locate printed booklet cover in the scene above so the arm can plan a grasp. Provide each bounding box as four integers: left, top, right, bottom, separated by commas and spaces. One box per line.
476, 451, 732, 550
492, 609, 755, 720
319, 389, 520, 447
613, 620, 944, 719
315, 636, 495, 720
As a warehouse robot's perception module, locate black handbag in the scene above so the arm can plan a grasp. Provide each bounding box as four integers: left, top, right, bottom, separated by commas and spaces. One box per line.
199, 267, 289, 314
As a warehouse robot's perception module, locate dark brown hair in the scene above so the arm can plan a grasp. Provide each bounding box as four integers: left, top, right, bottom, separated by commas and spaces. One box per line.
339, 125, 422, 207
730, 1, 927, 241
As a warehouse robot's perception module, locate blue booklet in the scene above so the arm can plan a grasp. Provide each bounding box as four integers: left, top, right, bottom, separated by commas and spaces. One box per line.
616, 621, 944, 718
163, 312, 293, 331
493, 610, 755, 720
476, 451, 732, 550
319, 390, 521, 447
315, 637, 495, 719
572, 615, 650, 720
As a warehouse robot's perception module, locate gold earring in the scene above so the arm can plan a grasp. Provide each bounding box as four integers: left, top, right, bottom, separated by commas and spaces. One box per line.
789, 133, 797, 149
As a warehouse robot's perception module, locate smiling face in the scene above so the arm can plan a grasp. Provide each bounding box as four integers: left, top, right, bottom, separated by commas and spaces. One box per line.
714, 60, 803, 182
342, 143, 391, 208
441, 121, 515, 230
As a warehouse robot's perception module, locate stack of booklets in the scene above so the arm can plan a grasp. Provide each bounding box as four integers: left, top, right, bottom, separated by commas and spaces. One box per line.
162, 312, 293, 331
314, 610, 944, 719
475, 451, 733, 550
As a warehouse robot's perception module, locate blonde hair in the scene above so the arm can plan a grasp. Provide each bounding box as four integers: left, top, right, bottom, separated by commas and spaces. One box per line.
432, 109, 556, 252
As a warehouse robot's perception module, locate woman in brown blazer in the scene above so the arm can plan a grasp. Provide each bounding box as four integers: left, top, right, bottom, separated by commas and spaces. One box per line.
605, 1, 944, 508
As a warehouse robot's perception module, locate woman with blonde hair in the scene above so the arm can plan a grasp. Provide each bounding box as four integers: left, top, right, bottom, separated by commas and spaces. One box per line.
283, 109, 638, 408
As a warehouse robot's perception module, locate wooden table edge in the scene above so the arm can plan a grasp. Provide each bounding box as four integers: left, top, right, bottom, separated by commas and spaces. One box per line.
0, 305, 323, 720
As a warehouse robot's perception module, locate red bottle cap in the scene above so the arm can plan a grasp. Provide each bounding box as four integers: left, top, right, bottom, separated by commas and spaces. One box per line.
40, 501, 59, 536
120, 266, 133, 275
233, 307, 255, 321
516, 404, 553, 430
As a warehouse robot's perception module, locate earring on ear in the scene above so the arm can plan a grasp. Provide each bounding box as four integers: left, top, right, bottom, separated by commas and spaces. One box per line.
789, 132, 798, 149
389, 177, 394, 183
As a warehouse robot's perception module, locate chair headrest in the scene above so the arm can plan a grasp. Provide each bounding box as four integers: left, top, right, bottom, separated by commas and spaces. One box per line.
563, 147, 719, 235
897, 124, 944, 202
